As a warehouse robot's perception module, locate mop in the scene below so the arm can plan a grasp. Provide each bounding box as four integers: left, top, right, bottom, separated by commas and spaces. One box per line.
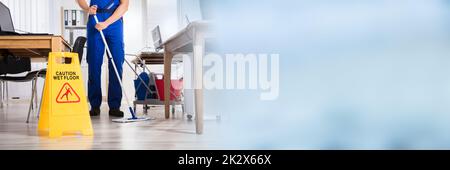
94, 15, 150, 123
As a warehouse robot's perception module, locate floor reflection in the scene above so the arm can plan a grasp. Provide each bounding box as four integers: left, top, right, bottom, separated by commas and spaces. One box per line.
38, 136, 94, 150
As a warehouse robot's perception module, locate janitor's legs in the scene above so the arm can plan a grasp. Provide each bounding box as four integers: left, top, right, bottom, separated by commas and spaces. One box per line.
87, 27, 105, 111
104, 21, 124, 110
86, 16, 124, 117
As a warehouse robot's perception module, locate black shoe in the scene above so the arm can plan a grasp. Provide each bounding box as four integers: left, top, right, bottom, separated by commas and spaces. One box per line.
90, 108, 100, 116
109, 109, 124, 117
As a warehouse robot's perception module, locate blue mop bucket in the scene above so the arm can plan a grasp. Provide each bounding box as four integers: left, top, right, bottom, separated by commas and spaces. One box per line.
134, 72, 150, 100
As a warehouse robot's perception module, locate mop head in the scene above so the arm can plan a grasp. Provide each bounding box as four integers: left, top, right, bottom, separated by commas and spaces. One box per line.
111, 108, 154, 123
112, 117, 152, 123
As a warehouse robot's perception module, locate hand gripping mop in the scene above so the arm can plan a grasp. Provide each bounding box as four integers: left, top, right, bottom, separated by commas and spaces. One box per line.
94, 15, 150, 123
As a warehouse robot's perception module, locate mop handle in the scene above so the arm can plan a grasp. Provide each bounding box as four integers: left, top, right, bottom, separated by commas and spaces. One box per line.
93, 15, 136, 119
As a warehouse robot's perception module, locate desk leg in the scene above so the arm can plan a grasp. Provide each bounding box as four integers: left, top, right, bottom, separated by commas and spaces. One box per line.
193, 31, 205, 134
51, 37, 63, 52
164, 48, 173, 119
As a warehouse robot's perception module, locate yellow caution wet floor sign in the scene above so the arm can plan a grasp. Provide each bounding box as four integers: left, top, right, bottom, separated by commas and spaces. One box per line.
38, 52, 93, 137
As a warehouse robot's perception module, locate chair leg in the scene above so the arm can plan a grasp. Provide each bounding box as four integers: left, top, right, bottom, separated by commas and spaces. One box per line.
34, 80, 38, 109
26, 79, 37, 123
1, 81, 5, 107
182, 104, 185, 115
172, 104, 176, 115
5, 81, 8, 106
30, 80, 34, 110
0, 81, 3, 108
32, 80, 37, 110
1, 81, 4, 103
37, 78, 45, 119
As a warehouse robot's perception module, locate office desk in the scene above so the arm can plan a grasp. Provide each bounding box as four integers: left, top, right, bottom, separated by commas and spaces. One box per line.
163, 21, 213, 134
0, 35, 70, 107
0, 35, 71, 61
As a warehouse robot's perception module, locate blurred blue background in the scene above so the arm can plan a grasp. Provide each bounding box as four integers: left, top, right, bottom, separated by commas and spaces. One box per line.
201, 0, 450, 149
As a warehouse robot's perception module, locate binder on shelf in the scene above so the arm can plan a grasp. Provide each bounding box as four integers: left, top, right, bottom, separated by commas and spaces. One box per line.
64, 10, 69, 26
71, 10, 77, 26
67, 10, 72, 26
76, 10, 82, 26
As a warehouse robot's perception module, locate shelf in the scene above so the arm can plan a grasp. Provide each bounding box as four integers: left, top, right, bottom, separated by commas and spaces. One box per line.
64, 26, 87, 29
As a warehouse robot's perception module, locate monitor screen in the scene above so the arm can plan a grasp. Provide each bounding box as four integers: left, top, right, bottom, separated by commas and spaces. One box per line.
0, 2, 14, 32
152, 25, 162, 50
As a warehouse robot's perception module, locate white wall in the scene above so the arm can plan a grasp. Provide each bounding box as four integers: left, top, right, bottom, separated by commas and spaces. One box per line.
0, 0, 51, 33
124, 0, 147, 54
177, 0, 202, 27
145, 0, 187, 79
122, 0, 148, 99
147, 0, 179, 48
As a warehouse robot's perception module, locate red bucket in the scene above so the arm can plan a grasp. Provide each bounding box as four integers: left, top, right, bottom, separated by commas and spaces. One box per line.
154, 74, 183, 101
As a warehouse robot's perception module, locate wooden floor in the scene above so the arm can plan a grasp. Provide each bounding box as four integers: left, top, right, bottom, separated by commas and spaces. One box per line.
0, 100, 224, 150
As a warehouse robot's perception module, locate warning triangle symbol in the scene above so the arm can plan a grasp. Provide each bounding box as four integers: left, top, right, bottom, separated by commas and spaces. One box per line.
56, 82, 80, 103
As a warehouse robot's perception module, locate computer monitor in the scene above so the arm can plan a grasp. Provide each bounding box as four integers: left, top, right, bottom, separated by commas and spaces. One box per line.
152, 25, 163, 51
0, 2, 15, 32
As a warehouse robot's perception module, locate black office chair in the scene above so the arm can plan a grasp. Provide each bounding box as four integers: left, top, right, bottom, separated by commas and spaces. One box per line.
65, 36, 87, 64
0, 69, 46, 122
0, 36, 87, 123
0, 54, 32, 108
